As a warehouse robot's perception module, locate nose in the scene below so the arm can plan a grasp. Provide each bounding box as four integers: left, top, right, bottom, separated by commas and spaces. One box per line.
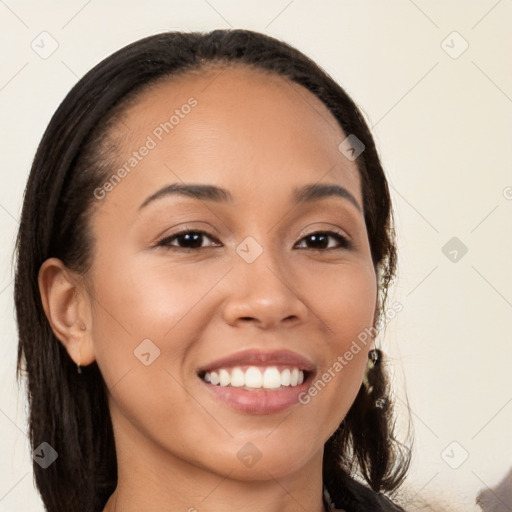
221, 243, 310, 330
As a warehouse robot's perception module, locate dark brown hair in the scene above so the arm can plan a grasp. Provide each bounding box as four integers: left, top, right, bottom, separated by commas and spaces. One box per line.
14, 28, 411, 512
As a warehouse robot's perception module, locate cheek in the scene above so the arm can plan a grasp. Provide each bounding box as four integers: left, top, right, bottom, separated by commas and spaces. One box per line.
306, 258, 377, 342
87, 255, 225, 385
86, 258, 220, 447
294, 260, 377, 429
335, 272, 376, 347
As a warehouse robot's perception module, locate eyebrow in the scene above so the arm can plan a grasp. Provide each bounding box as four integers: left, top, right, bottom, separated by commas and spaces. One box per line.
138, 182, 362, 212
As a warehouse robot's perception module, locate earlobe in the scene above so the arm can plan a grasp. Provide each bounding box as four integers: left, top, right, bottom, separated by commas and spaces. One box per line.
38, 257, 96, 366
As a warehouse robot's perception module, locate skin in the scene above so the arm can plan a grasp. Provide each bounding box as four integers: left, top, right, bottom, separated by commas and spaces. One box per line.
39, 65, 378, 512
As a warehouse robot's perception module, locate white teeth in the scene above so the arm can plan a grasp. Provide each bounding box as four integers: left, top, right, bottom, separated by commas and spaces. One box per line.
263, 367, 281, 389
202, 366, 306, 389
245, 366, 263, 388
281, 368, 291, 386
230, 367, 245, 387
219, 369, 230, 387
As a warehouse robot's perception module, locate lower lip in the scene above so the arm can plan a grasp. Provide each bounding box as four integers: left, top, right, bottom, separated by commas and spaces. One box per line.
199, 374, 313, 415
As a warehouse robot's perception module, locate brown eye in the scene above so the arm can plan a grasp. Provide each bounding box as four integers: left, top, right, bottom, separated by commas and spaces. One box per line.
155, 229, 351, 252
295, 231, 351, 250
157, 230, 221, 250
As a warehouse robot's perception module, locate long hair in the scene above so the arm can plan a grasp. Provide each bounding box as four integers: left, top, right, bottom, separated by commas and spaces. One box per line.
14, 28, 411, 512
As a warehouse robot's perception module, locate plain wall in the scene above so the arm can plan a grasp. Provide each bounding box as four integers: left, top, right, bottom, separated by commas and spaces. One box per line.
1, 1, 511, 510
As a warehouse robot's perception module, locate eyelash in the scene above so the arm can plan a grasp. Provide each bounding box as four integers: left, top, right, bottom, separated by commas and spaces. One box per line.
155, 229, 352, 251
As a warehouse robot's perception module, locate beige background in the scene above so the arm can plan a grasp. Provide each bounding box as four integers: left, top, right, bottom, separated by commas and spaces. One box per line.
1, 1, 511, 510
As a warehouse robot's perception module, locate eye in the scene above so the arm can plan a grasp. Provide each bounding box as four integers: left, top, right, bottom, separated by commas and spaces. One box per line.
156, 230, 221, 250
295, 231, 351, 251
155, 229, 351, 251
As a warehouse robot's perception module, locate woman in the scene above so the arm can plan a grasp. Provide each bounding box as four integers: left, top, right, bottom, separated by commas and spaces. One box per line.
14, 29, 412, 511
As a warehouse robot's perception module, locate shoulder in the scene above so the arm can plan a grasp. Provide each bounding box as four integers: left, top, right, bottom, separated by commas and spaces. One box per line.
326, 475, 406, 511
327, 474, 480, 512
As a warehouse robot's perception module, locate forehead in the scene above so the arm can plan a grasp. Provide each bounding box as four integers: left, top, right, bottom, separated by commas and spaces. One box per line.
101, 64, 362, 213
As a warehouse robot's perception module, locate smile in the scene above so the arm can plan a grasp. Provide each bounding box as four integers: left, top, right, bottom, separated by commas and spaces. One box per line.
201, 365, 307, 390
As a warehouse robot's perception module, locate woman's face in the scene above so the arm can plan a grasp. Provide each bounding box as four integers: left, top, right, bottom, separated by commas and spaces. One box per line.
83, 65, 377, 480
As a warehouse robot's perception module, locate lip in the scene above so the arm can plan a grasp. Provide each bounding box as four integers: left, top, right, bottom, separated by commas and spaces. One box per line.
200, 377, 313, 415
196, 348, 317, 415
196, 348, 316, 374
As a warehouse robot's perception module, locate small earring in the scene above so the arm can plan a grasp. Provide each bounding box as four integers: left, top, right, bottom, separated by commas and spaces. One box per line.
77, 350, 82, 374
368, 348, 382, 365
362, 348, 383, 392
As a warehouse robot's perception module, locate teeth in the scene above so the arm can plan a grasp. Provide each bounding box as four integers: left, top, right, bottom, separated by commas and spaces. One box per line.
245, 366, 262, 388
263, 367, 281, 389
202, 366, 306, 389
210, 371, 220, 385
219, 369, 230, 387
230, 367, 245, 387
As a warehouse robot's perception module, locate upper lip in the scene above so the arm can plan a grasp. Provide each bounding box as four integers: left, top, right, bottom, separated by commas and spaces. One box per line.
197, 348, 316, 375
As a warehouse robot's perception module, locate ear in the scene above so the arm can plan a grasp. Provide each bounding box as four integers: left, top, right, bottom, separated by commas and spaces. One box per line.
38, 257, 96, 367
